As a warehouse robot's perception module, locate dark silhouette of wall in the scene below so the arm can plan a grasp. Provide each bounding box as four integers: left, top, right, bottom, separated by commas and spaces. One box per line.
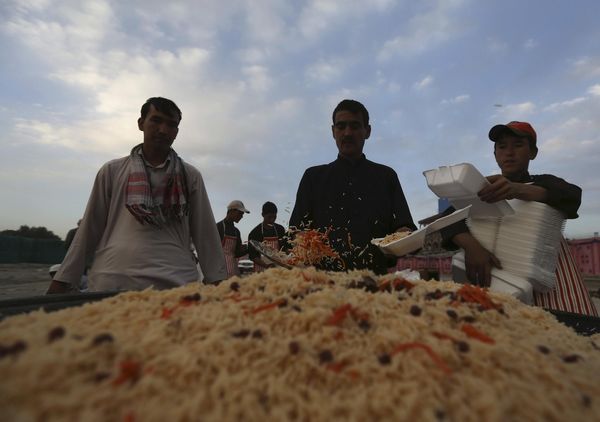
0, 235, 66, 264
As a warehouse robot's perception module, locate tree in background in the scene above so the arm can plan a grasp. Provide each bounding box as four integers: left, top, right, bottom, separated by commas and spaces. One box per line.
0, 225, 61, 240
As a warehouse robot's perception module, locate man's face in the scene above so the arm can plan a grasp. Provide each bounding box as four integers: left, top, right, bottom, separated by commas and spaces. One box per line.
231, 210, 244, 223
138, 105, 179, 155
332, 110, 371, 160
263, 212, 277, 225
494, 135, 536, 178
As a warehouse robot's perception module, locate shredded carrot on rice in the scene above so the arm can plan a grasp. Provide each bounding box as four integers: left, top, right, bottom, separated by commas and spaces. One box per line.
461, 324, 495, 344
248, 298, 287, 315
456, 284, 502, 310
113, 360, 142, 386
391, 342, 452, 374
288, 229, 341, 267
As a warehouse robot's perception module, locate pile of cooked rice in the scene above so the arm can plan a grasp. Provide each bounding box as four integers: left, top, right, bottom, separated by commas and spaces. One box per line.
1, 267, 598, 421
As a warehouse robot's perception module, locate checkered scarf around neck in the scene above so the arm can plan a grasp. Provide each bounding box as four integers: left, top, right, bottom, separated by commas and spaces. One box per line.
125, 144, 189, 228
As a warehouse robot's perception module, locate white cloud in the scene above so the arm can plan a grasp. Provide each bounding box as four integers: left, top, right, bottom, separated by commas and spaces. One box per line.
11, 0, 52, 13
413, 75, 434, 90
374, 71, 402, 93
588, 84, 600, 96
523, 38, 537, 49
541, 117, 596, 153
1, 0, 600, 241
299, 0, 394, 41
305, 59, 342, 83
543, 97, 586, 112
242, 65, 273, 92
236, 48, 271, 64
12, 115, 135, 154
441, 94, 470, 104
571, 56, 600, 78
492, 101, 536, 118
387, 81, 402, 93
378, 1, 465, 60
242, 1, 290, 44
3, 0, 116, 58
486, 37, 508, 55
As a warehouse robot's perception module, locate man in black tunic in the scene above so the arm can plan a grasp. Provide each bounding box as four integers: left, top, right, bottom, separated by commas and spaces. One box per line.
289, 99, 416, 274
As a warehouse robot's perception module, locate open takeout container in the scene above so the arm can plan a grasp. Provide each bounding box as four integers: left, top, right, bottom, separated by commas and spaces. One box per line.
423, 163, 514, 218
372, 228, 428, 257
371, 206, 472, 257
0, 291, 119, 320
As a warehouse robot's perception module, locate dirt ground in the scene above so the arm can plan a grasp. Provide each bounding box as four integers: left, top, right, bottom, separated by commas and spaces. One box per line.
0, 264, 598, 314
0, 263, 52, 299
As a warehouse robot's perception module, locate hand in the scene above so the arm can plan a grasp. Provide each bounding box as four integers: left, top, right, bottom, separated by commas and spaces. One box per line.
478, 174, 520, 203
255, 259, 274, 269
261, 260, 275, 268
46, 280, 73, 295
463, 243, 502, 287
395, 226, 413, 233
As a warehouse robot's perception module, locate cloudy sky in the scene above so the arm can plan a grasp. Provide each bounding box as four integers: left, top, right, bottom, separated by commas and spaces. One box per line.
1, 0, 599, 242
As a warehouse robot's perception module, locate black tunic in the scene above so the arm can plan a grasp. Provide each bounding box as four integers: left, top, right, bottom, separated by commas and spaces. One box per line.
289, 154, 416, 274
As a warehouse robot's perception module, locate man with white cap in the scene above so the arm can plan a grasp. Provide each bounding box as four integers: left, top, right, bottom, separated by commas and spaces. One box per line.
217, 200, 250, 278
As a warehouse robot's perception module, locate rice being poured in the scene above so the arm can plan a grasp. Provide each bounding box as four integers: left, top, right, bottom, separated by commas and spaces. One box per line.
0, 267, 599, 421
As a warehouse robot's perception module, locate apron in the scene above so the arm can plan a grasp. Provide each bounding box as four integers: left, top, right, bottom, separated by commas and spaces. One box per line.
254, 224, 280, 272
222, 222, 240, 278
533, 237, 598, 316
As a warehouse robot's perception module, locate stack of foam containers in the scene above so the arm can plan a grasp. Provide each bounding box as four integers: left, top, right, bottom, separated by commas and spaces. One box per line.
465, 199, 565, 292
423, 163, 566, 303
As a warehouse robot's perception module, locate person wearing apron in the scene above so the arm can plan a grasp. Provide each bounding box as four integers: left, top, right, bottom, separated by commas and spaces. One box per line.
216, 200, 250, 278
440, 121, 595, 315
248, 202, 288, 272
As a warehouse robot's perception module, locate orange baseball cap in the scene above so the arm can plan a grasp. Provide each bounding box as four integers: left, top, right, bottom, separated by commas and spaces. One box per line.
489, 121, 537, 150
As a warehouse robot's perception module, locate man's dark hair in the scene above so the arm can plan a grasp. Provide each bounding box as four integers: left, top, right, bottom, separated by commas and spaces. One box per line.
140, 97, 182, 122
332, 99, 369, 126
262, 201, 277, 214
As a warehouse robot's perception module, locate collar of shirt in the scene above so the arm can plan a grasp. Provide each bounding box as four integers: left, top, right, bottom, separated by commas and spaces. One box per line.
335, 153, 366, 168
222, 219, 236, 228
137, 148, 171, 169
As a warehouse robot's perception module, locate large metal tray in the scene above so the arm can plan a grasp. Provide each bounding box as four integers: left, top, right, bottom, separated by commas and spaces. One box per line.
0, 292, 119, 320
547, 309, 600, 336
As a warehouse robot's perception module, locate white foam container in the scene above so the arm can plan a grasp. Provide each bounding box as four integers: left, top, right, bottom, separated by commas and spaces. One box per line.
452, 252, 533, 304
371, 206, 471, 257
423, 163, 514, 218
372, 228, 427, 257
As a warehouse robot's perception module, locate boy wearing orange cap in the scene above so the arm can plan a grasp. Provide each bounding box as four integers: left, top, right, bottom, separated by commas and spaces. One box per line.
440, 121, 597, 315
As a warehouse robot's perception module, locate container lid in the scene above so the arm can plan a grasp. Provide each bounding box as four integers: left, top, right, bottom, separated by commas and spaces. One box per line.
423, 163, 514, 218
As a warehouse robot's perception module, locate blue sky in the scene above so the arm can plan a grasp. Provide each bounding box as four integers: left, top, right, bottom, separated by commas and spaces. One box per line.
1, 0, 599, 241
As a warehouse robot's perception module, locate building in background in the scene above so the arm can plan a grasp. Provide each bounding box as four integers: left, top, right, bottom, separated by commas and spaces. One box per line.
568, 234, 600, 276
